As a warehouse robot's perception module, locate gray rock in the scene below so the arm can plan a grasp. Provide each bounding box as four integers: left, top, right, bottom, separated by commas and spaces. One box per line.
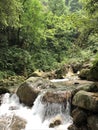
16, 77, 56, 107
72, 90, 98, 112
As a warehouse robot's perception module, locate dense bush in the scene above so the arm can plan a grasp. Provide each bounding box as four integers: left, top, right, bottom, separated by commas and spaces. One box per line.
0, 47, 33, 76
32, 50, 59, 71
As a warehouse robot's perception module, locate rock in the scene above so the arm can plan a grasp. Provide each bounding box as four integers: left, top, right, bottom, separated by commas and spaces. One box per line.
49, 115, 62, 128
68, 124, 88, 130
29, 70, 57, 80
71, 62, 82, 73
55, 64, 73, 79
0, 115, 26, 130
10, 115, 26, 130
0, 87, 10, 94
71, 81, 96, 96
43, 71, 56, 80
68, 124, 78, 130
0, 95, 3, 105
72, 90, 98, 112
29, 69, 44, 77
87, 115, 98, 130
42, 91, 71, 103
16, 77, 56, 107
78, 69, 90, 80
88, 63, 98, 81
72, 108, 87, 127
16, 82, 40, 107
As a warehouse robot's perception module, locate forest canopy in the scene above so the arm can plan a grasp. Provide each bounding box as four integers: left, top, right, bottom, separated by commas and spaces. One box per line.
0, 0, 98, 77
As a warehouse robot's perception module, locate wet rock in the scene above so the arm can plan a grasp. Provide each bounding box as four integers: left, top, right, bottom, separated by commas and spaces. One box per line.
71, 81, 94, 96
49, 115, 62, 128
9, 106, 19, 110
72, 108, 87, 127
10, 115, 26, 130
68, 124, 88, 130
72, 90, 98, 112
0, 95, 3, 105
42, 91, 71, 103
0, 87, 10, 105
0, 115, 26, 130
16, 77, 56, 107
68, 124, 78, 130
87, 115, 98, 130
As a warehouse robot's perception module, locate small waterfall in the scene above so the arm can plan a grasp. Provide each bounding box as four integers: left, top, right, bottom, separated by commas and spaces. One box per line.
0, 91, 73, 130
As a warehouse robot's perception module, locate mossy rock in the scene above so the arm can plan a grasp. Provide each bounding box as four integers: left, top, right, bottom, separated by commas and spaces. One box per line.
88, 65, 98, 81
78, 69, 90, 80
88, 54, 98, 81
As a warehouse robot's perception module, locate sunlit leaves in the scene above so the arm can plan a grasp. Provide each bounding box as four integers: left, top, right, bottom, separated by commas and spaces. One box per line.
0, 0, 22, 28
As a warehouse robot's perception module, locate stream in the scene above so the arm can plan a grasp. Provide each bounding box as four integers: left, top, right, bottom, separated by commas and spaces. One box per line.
0, 79, 73, 130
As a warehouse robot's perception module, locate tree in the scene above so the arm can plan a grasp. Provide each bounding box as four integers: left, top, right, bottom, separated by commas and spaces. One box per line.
0, 0, 22, 27
0, 0, 22, 46
19, 0, 45, 49
48, 0, 66, 16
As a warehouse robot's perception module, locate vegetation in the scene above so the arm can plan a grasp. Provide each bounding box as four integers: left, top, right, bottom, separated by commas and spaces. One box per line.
0, 0, 98, 78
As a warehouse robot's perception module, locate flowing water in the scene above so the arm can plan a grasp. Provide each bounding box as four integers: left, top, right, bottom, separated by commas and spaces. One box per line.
0, 80, 73, 130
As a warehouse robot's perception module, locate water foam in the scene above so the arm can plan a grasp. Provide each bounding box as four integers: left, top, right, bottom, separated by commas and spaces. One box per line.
0, 93, 73, 130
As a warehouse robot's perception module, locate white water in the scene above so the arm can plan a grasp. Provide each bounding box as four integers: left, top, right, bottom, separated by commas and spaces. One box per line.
50, 79, 69, 82
0, 93, 73, 130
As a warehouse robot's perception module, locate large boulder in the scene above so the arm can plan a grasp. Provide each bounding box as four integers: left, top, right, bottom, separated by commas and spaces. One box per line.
16, 77, 56, 107
72, 90, 98, 112
71, 81, 97, 96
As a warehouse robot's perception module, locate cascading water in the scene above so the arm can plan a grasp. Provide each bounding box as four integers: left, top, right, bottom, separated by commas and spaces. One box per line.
0, 91, 73, 130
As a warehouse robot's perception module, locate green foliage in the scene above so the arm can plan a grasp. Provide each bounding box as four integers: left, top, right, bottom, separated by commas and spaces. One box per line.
48, 0, 66, 16
0, 47, 32, 76
0, 70, 15, 79
0, 0, 98, 78
32, 50, 58, 71
20, 0, 45, 48
0, 0, 22, 27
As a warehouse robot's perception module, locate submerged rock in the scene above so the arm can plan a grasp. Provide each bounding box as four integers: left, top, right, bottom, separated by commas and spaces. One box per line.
49, 115, 62, 128
72, 90, 98, 112
0, 115, 26, 130
16, 77, 56, 107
